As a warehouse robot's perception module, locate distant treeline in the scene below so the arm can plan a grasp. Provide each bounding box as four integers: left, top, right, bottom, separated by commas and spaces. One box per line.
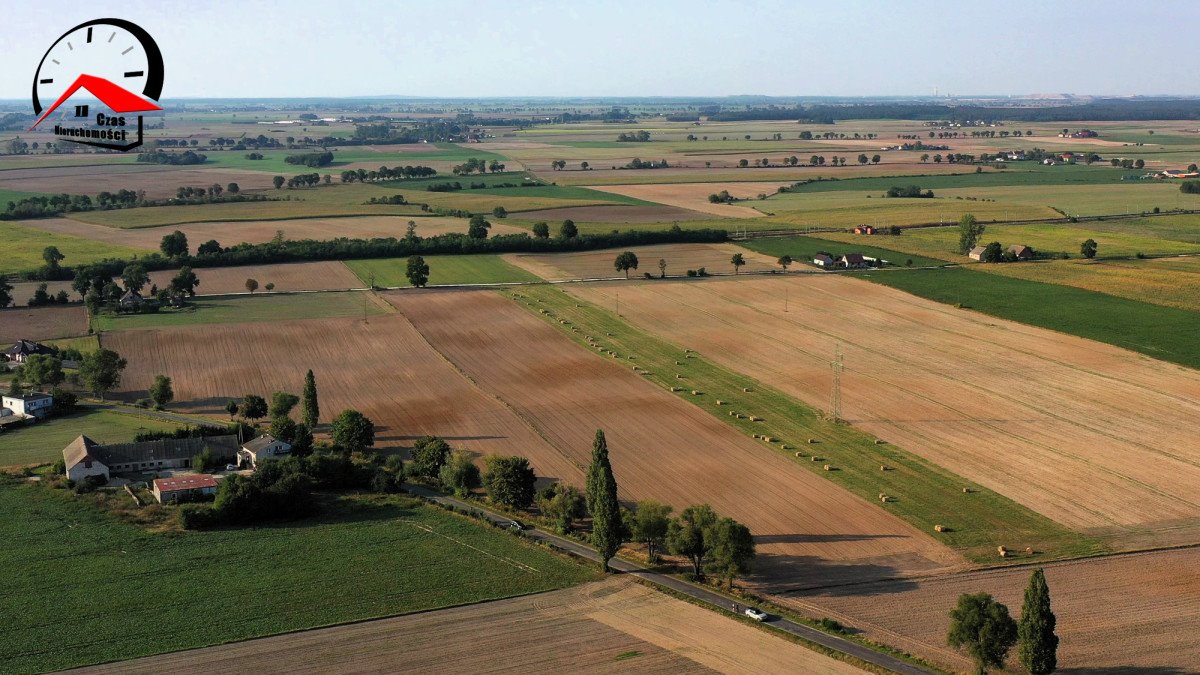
136, 150, 208, 165
3, 187, 266, 221
708, 100, 1200, 123
284, 151, 334, 167
22, 227, 728, 281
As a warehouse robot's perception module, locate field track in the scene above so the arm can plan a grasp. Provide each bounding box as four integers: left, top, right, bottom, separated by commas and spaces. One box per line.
0, 305, 88, 343
565, 275, 1200, 540
790, 547, 1200, 672
589, 182, 791, 217
385, 289, 961, 587
78, 578, 861, 674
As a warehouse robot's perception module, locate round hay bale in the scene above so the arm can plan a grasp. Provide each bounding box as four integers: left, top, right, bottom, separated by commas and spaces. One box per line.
781, 445, 792, 450
823, 464, 833, 471
676, 374, 684, 379
879, 494, 888, 503
728, 411, 736, 416
691, 390, 701, 396
810, 456, 821, 462
1024, 547, 1033, 555
743, 387, 752, 393
606, 332, 613, 337
934, 524, 946, 533
874, 439, 885, 445
807, 438, 818, 444
962, 487, 971, 493
795, 451, 804, 458
880, 465, 889, 471
763, 436, 774, 443
715, 400, 724, 405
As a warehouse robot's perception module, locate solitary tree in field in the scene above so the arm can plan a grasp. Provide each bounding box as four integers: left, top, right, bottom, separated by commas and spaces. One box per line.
586, 430, 625, 571
730, 253, 746, 275
948, 593, 1018, 675
777, 255, 793, 271
79, 348, 127, 401
580, 161, 589, 170
330, 409, 375, 455
738, 159, 749, 168
170, 267, 200, 298
920, 153, 930, 163
532, 221, 550, 238
159, 230, 189, 258
227, 182, 240, 194
627, 499, 672, 562
264, 282, 275, 292
43, 246, 65, 269
1080, 239, 1098, 259
657, 258, 667, 278
468, 214, 491, 239
406, 255, 430, 287
245, 278, 259, 294
559, 219, 578, 239
302, 369, 319, 427
858, 153, 869, 165
149, 375, 174, 409
957, 214, 985, 254
272, 175, 285, 189
614, 251, 639, 278
1018, 569, 1058, 675
872, 154, 881, 164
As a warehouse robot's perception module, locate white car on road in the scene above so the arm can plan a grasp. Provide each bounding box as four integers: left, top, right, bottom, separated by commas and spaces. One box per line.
743, 607, 768, 621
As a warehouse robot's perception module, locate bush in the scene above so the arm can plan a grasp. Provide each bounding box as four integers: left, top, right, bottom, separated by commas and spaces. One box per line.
50, 458, 66, 475
371, 468, 402, 493
686, 269, 697, 277
818, 618, 847, 633
177, 503, 219, 529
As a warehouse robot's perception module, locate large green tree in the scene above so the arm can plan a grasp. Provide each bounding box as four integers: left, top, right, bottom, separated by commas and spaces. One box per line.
666, 504, 719, 578
406, 255, 430, 288
537, 482, 586, 534
330, 409, 375, 454
21, 354, 64, 388
301, 369, 319, 427
0, 278, 13, 308
268, 391, 300, 418
160, 230, 189, 258
439, 450, 481, 497
410, 435, 451, 478
121, 264, 150, 293
586, 429, 624, 571
957, 213, 985, 254
149, 375, 174, 409
707, 517, 756, 588
483, 455, 537, 508
79, 349, 128, 400
1018, 569, 1058, 675
559, 219, 578, 239
1080, 239, 1098, 260
730, 253, 746, 274
170, 267, 200, 297
948, 592, 1018, 675
627, 499, 672, 562
613, 251, 639, 279
240, 394, 268, 421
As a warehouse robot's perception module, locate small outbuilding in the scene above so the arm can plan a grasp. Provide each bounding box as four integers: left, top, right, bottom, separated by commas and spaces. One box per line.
238, 434, 292, 469
152, 475, 219, 504
968, 246, 987, 261
813, 253, 836, 268
1007, 244, 1033, 260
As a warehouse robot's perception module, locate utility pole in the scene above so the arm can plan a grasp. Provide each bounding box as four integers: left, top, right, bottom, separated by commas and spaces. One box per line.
830, 344, 843, 420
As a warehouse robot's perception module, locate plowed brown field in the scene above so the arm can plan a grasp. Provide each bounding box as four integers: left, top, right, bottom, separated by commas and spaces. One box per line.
0, 165, 278, 199
789, 547, 1200, 672
385, 290, 960, 587
565, 276, 1200, 539
504, 243, 781, 281
0, 305, 88, 343
80, 578, 861, 674
19, 215, 521, 249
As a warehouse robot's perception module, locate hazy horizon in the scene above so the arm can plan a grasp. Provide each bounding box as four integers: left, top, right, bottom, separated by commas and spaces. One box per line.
4, 0, 1198, 101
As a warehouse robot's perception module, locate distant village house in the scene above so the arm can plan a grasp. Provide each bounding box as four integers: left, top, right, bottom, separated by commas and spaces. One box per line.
3, 339, 56, 364
238, 434, 292, 469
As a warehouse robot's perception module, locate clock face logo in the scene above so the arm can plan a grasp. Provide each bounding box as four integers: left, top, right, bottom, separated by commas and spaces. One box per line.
29, 18, 164, 151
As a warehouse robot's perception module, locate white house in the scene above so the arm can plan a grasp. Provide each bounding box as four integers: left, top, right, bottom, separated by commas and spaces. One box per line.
238, 434, 292, 469
813, 253, 836, 268
64, 436, 110, 482
2, 393, 53, 419
152, 475, 219, 504
3, 340, 56, 364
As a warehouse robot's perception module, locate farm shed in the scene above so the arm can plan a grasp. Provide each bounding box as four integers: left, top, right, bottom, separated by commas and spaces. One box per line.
152, 474, 219, 504
968, 246, 987, 261
62, 434, 239, 482
813, 253, 836, 268
1007, 245, 1033, 260
840, 253, 869, 269
2, 393, 53, 419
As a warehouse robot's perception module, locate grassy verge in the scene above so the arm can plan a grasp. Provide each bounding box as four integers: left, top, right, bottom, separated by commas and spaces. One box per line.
0, 406, 185, 468
737, 234, 947, 268
505, 285, 1102, 563
92, 291, 392, 331
0, 478, 595, 673
346, 254, 540, 287
864, 266, 1200, 370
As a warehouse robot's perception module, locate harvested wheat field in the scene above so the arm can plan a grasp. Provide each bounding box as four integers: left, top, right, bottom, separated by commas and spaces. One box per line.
104, 314, 581, 479
0, 305, 88, 343
589, 182, 791, 217
788, 547, 1200, 672
20, 215, 520, 249
80, 578, 861, 675
515, 204, 712, 223
504, 243, 781, 281
385, 290, 960, 587
146, 262, 363, 295
566, 276, 1200, 541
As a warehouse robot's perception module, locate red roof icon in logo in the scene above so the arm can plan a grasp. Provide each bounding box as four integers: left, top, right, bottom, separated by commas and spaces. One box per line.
29, 73, 161, 131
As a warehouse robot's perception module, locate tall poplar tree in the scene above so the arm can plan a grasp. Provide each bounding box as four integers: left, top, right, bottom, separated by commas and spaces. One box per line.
302, 369, 319, 428
1018, 569, 1058, 675
586, 429, 623, 572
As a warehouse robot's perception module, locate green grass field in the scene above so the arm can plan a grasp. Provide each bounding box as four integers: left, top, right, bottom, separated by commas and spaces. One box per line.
68, 199, 424, 229
759, 190, 1057, 229
865, 266, 1200, 370
0, 478, 594, 673
147, 143, 508, 174
93, 291, 391, 331
777, 165, 1135, 194
347, 255, 540, 287
738, 235, 946, 268
509, 286, 1100, 563
0, 407, 183, 467
0, 221, 152, 275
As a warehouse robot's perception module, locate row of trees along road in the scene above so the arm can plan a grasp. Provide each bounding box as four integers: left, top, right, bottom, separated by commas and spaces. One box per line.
947, 568, 1058, 674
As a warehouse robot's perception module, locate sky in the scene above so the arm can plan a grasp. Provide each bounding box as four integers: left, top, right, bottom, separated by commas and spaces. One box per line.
3, 0, 1198, 100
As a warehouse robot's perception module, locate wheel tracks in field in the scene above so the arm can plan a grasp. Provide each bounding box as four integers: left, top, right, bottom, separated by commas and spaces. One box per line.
395, 518, 540, 574
656, 280, 1200, 526
386, 305, 586, 476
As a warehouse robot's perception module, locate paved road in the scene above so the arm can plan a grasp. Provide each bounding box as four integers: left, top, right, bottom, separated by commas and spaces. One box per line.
405, 484, 934, 675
